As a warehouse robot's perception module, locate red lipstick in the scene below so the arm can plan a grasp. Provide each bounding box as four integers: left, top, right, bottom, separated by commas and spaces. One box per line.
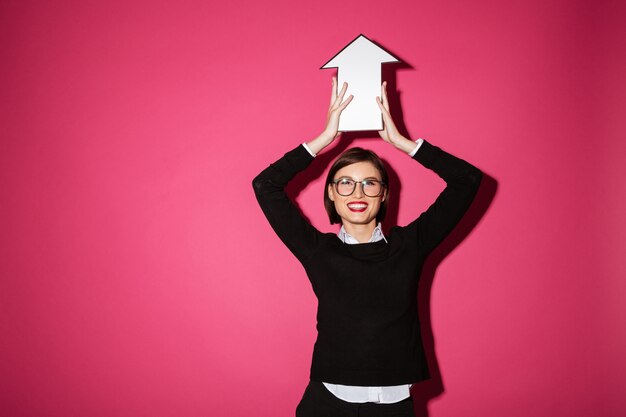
347, 201, 368, 212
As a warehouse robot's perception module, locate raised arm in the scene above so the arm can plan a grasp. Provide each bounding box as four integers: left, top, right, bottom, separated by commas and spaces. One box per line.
252, 145, 321, 262
407, 141, 482, 255
376, 81, 482, 254
252, 77, 353, 262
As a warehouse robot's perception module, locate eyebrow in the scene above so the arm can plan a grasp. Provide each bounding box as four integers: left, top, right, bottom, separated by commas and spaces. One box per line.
335, 176, 382, 181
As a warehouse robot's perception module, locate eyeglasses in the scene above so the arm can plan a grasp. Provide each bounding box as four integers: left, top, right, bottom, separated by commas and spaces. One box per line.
331, 178, 386, 197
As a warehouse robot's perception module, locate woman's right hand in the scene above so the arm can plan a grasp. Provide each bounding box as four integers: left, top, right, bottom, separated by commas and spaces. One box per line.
306, 77, 353, 155
324, 77, 353, 140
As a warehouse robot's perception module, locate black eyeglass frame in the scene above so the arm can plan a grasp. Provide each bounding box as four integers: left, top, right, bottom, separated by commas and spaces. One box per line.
330, 178, 387, 197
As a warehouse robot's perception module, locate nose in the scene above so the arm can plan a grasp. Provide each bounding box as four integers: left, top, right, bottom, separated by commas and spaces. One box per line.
353, 182, 364, 198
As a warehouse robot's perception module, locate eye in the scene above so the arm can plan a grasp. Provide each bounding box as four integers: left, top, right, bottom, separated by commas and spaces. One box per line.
338, 178, 355, 186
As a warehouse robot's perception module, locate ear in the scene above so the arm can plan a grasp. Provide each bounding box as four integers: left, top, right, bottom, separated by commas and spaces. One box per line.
328, 184, 335, 202
381, 188, 388, 202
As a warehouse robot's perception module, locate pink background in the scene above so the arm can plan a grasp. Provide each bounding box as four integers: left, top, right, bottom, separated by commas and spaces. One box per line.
2, 1, 625, 416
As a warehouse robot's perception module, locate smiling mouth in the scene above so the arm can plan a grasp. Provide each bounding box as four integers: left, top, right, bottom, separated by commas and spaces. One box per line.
347, 202, 368, 212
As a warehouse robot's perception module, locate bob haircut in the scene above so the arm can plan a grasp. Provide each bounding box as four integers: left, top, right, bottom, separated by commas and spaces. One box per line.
324, 147, 389, 225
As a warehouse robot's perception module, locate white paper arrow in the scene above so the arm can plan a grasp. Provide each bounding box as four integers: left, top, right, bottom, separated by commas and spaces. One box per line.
321, 34, 400, 132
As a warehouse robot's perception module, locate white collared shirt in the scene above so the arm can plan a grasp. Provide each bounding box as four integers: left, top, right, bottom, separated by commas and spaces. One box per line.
337, 222, 388, 244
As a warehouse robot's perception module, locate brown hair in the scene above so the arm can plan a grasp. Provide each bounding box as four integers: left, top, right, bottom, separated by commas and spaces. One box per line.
324, 147, 389, 225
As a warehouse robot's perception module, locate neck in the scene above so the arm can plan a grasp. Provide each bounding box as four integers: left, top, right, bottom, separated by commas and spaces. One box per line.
343, 221, 377, 243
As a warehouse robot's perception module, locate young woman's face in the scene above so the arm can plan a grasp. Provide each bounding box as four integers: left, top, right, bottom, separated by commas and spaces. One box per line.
328, 161, 387, 229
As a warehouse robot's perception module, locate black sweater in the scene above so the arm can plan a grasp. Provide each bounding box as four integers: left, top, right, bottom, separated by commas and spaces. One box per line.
252, 140, 482, 386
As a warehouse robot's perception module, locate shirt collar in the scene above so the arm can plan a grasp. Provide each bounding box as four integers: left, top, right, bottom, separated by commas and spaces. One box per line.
338, 223, 388, 244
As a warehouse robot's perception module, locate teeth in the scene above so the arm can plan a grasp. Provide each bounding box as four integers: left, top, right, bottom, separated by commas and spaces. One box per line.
348, 203, 367, 209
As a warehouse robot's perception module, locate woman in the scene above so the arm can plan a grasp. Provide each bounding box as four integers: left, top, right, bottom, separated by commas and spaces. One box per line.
253, 77, 482, 417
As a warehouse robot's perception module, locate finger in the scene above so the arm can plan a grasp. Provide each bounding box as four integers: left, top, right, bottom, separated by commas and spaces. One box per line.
376, 96, 389, 115
338, 94, 353, 111
335, 82, 348, 105
380, 82, 385, 104
381, 81, 390, 111
331, 77, 338, 105
376, 96, 396, 131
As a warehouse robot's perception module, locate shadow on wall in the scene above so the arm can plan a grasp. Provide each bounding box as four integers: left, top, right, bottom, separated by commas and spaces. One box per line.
410, 172, 496, 417
286, 62, 497, 417
381, 54, 497, 417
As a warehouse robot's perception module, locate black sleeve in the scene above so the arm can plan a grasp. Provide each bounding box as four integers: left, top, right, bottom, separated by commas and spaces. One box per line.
252, 145, 323, 263
405, 140, 483, 255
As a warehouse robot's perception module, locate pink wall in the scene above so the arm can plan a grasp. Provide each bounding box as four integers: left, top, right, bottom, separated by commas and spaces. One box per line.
2, 1, 625, 416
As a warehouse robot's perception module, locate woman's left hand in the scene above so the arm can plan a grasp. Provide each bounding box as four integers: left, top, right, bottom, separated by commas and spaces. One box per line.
376, 81, 417, 154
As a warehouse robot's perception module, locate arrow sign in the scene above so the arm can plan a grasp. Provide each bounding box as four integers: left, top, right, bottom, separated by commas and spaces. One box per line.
321, 34, 400, 132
